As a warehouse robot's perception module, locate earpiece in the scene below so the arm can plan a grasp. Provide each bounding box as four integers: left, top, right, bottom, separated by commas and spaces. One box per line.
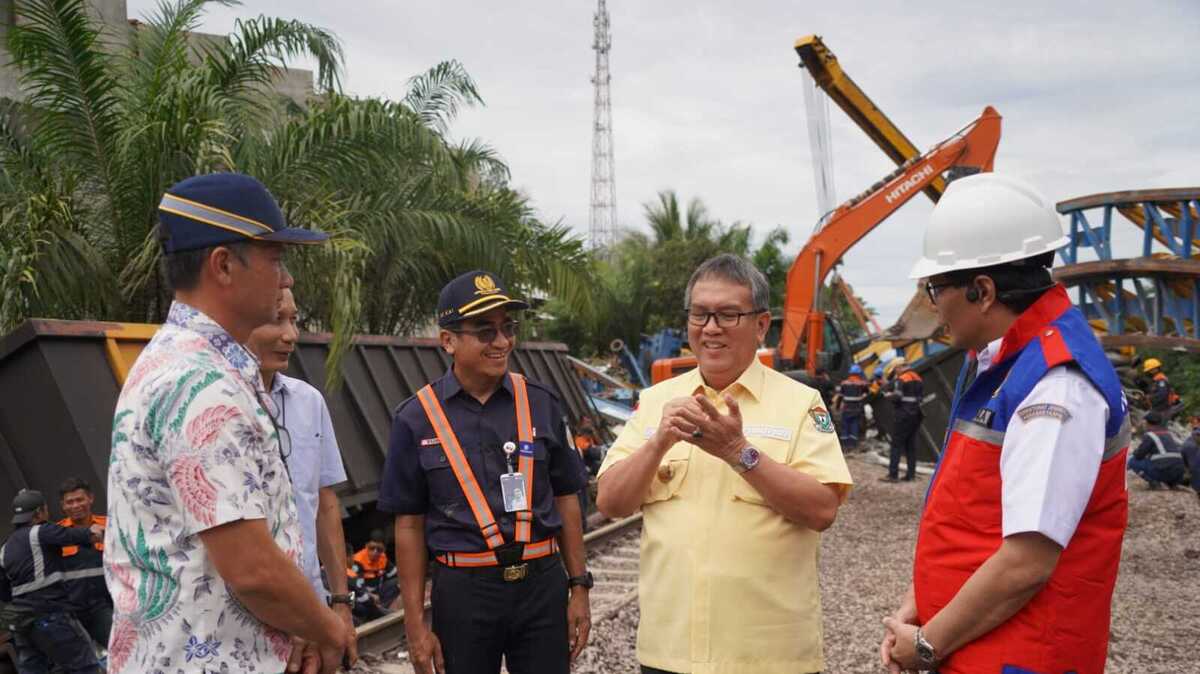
965, 285, 981, 303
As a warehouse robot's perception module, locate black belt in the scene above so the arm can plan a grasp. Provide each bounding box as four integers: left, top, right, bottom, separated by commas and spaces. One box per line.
434, 551, 562, 583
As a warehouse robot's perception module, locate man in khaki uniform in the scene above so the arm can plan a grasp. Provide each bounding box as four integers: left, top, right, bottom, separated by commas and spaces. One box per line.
597, 254, 853, 674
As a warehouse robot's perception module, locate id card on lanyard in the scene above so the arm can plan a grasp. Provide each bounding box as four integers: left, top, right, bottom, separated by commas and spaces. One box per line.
500, 441, 528, 512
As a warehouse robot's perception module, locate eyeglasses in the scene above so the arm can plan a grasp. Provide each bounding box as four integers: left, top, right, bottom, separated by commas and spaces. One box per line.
924, 280, 960, 304
451, 320, 520, 343
685, 308, 767, 328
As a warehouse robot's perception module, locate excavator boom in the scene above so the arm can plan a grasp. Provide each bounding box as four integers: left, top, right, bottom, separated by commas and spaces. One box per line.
780, 107, 1001, 370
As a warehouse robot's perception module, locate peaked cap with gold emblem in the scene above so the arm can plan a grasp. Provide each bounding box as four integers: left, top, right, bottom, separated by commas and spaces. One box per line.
436, 270, 530, 326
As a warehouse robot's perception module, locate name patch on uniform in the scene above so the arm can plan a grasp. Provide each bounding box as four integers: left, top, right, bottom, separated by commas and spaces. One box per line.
744, 425, 793, 442
420, 437, 441, 446
810, 408, 835, 434
1017, 403, 1072, 423
973, 408, 995, 427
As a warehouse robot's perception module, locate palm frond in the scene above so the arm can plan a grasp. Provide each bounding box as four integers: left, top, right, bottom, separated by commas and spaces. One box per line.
402, 60, 483, 134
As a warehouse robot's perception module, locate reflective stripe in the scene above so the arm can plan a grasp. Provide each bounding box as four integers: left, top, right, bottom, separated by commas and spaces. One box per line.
61, 567, 105, 581
1151, 453, 1183, 462
900, 396, 919, 402
159, 193, 274, 237
842, 395, 866, 402
955, 417, 1130, 461
416, 386, 505, 549
435, 538, 559, 568
1146, 431, 1166, 456
510, 373, 535, 543
11, 526, 68, 597
952, 418, 1007, 445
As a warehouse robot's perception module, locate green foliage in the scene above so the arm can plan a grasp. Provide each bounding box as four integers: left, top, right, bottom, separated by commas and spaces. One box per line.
0, 0, 593, 387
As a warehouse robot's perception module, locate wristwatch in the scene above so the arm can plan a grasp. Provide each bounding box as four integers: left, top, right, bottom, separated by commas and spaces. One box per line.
567, 572, 594, 590
730, 446, 761, 474
914, 627, 939, 669
327, 593, 353, 607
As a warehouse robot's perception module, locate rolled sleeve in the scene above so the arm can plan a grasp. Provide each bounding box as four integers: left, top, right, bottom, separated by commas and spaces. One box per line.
377, 410, 427, 514
317, 402, 348, 488
1001, 367, 1107, 548
545, 398, 586, 496
164, 386, 272, 534
790, 390, 854, 502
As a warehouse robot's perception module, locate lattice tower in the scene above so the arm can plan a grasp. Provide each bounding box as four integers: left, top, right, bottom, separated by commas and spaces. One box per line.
589, 0, 618, 251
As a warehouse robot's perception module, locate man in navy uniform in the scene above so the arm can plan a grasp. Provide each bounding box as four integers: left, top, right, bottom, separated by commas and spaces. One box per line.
380, 270, 592, 674
0, 490, 104, 673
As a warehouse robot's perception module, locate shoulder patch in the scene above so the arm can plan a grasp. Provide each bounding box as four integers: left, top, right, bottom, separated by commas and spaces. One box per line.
973, 407, 995, 427
1016, 403, 1072, 423
809, 407, 835, 433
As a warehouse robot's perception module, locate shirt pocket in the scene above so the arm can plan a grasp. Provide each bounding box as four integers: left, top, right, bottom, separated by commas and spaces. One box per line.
418, 445, 467, 506
730, 437, 791, 507
643, 447, 691, 505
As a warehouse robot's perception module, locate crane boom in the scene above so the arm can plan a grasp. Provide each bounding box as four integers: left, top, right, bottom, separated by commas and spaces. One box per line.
795, 35, 945, 204
780, 107, 1002, 370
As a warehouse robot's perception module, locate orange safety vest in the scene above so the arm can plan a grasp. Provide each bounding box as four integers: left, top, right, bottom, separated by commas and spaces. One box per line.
59, 514, 106, 556
416, 372, 558, 568
350, 549, 388, 580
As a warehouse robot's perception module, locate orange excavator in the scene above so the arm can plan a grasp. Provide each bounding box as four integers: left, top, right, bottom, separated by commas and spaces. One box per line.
649, 108, 1001, 384
781, 107, 1001, 372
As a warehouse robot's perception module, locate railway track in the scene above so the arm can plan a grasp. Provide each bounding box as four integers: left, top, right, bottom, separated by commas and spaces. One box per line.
355, 513, 644, 663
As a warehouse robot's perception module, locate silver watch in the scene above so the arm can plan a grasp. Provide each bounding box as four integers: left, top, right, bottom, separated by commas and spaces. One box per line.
730, 446, 760, 474
914, 627, 939, 668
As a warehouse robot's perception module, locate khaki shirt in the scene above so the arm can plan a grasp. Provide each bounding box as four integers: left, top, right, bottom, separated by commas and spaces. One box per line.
599, 358, 852, 674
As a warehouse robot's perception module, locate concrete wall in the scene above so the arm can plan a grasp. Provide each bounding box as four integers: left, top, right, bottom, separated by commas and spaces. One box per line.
0, 0, 313, 103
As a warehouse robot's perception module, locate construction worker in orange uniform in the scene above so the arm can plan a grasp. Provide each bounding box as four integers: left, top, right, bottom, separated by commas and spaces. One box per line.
881, 173, 1129, 673
882, 357, 923, 481
1142, 358, 1181, 417
834, 365, 869, 449
348, 531, 398, 610
55, 478, 112, 650
378, 271, 591, 674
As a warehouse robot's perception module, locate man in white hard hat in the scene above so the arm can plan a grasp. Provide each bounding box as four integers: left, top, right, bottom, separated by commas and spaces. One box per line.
879, 173, 1129, 674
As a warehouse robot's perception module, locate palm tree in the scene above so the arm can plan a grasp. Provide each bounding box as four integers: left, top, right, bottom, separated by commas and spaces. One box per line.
0, 0, 594, 384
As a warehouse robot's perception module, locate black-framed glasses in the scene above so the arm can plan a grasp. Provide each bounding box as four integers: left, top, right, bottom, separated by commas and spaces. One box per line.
924, 280, 961, 303
685, 308, 767, 328
451, 320, 520, 343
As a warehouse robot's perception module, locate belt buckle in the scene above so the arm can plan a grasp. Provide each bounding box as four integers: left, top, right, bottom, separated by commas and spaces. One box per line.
502, 563, 528, 582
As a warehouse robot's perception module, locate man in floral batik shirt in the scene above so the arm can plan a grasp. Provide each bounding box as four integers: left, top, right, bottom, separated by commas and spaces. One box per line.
104, 173, 349, 674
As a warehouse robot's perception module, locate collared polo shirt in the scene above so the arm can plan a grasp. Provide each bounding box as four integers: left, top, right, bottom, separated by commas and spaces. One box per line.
599, 357, 853, 674
272, 373, 348, 601
378, 369, 586, 553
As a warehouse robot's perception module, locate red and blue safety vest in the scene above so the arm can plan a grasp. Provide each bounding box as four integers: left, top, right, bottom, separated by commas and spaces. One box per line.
914, 285, 1129, 674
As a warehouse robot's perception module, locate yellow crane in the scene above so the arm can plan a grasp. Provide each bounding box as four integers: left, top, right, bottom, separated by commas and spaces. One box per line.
794, 34, 946, 204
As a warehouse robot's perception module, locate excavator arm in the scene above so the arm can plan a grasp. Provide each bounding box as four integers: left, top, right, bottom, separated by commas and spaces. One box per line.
780, 106, 1001, 371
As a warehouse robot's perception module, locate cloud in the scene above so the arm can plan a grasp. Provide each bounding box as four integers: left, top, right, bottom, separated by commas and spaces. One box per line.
128, 0, 1198, 324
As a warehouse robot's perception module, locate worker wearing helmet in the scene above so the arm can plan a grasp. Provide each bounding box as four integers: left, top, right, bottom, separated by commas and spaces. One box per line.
880, 173, 1129, 674
834, 365, 869, 449
1141, 357, 1181, 416
882, 357, 923, 481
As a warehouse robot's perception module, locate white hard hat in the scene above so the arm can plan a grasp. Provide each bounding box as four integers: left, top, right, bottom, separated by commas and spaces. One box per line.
908, 173, 1068, 279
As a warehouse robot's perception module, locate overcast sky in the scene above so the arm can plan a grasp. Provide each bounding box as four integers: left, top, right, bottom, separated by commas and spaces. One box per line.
128, 0, 1198, 324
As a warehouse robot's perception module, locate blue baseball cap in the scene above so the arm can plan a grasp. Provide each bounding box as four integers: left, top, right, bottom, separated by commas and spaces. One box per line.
158, 173, 329, 254
437, 270, 530, 327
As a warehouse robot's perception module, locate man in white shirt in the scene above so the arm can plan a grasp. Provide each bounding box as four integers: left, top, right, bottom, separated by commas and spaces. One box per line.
880, 174, 1129, 674
247, 287, 358, 665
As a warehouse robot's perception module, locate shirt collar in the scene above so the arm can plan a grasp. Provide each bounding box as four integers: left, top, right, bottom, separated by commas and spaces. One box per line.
165, 301, 273, 412
269, 372, 291, 396
976, 336, 1005, 373
691, 356, 765, 402
438, 367, 513, 402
